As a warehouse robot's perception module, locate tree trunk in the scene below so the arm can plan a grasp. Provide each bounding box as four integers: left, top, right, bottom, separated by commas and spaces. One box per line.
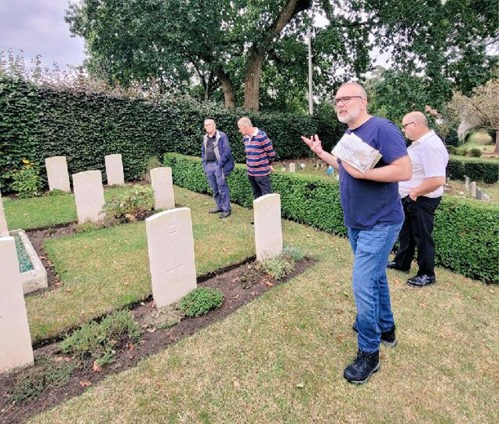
217, 68, 236, 109
242, 0, 311, 111
243, 47, 264, 111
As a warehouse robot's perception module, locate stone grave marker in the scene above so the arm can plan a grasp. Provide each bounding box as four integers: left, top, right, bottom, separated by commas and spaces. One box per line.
289, 163, 296, 173
482, 193, 491, 202
73, 170, 105, 223
254, 193, 283, 261
0, 236, 34, 373
464, 175, 470, 190
146, 208, 197, 307
470, 181, 477, 198
0, 191, 8, 237
476, 188, 483, 200
151, 167, 175, 210
105, 154, 125, 186
45, 156, 71, 192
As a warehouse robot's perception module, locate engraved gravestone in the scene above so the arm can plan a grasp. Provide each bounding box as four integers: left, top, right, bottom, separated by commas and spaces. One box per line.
73, 171, 105, 223
0, 191, 8, 237
105, 154, 125, 186
0, 237, 34, 373
45, 156, 71, 192
151, 167, 175, 210
254, 193, 283, 261
146, 208, 197, 307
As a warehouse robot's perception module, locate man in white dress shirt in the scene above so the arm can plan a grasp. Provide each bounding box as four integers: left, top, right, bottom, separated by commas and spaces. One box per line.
388, 111, 449, 287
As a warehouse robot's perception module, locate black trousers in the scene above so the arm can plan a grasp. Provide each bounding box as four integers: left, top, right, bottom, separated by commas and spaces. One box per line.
394, 196, 441, 276
248, 175, 272, 199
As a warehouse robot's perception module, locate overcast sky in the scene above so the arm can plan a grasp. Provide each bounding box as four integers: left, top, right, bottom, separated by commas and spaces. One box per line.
0, 0, 86, 69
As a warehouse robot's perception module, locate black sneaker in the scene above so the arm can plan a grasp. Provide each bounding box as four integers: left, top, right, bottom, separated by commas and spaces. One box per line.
352, 323, 397, 347
219, 211, 231, 219
209, 208, 222, 214
407, 274, 435, 287
344, 350, 380, 384
387, 261, 410, 273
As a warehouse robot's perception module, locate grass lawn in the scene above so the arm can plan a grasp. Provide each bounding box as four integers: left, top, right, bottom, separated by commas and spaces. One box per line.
4, 185, 496, 423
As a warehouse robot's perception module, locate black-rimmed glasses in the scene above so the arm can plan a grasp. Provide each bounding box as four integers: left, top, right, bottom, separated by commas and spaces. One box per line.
333, 96, 364, 105
401, 122, 415, 129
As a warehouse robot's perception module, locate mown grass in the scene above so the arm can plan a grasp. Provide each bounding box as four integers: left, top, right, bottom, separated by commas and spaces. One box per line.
27, 215, 498, 424
22, 187, 254, 342
4, 185, 497, 423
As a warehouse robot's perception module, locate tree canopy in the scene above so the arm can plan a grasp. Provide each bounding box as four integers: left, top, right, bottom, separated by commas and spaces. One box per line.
66, 0, 498, 111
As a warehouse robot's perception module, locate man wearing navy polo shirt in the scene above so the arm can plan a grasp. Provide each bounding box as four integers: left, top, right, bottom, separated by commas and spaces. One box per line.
238, 117, 276, 200
301, 81, 412, 384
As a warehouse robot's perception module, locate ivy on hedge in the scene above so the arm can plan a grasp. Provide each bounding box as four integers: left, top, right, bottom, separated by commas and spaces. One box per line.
0, 76, 344, 194
165, 153, 499, 284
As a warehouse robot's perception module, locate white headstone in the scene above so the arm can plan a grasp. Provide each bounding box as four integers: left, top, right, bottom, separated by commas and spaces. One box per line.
146, 208, 197, 308
45, 156, 71, 192
72, 171, 105, 224
476, 188, 483, 200
0, 191, 8, 237
464, 175, 470, 190
289, 163, 296, 173
105, 154, 125, 186
150, 167, 175, 210
254, 193, 283, 261
470, 181, 477, 198
482, 193, 491, 202
0, 237, 34, 373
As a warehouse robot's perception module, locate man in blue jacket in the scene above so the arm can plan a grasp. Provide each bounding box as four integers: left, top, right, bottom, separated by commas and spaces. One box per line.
201, 119, 235, 218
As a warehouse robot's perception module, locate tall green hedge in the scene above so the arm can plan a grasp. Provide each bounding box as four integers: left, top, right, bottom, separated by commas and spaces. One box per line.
0, 76, 343, 193
165, 153, 499, 284
447, 156, 498, 183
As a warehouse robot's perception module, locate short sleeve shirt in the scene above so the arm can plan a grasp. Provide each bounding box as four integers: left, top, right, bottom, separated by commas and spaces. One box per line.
398, 130, 449, 198
336, 116, 408, 229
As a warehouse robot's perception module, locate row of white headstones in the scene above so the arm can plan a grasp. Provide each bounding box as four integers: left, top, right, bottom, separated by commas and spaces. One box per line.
0, 155, 283, 374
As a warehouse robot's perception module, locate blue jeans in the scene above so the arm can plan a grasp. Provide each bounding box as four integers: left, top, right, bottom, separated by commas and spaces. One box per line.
205, 161, 231, 212
348, 223, 402, 353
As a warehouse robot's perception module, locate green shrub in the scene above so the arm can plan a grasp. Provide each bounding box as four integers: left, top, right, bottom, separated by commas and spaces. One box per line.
10, 355, 74, 403
60, 309, 140, 366
282, 245, 305, 262
104, 185, 154, 223
178, 287, 224, 317
259, 255, 295, 280
165, 153, 498, 283
8, 159, 42, 198
447, 156, 498, 183
446, 145, 457, 155
468, 148, 482, 158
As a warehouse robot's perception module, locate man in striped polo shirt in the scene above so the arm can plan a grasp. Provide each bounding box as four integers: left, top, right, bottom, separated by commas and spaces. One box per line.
237, 117, 276, 201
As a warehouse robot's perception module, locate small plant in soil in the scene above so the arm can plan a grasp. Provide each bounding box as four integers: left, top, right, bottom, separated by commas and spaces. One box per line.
178, 287, 224, 317
258, 245, 304, 280
104, 185, 154, 224
60, 309, 140, 367
9, 355, 74, 404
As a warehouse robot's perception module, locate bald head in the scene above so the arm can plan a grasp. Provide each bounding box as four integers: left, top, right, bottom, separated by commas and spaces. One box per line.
337, 81, 368, 99
401, 111, 430, 141
404, 111, 428, 127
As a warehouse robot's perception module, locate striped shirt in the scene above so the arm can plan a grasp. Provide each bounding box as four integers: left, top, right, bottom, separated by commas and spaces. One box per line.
243, 128, 276, 177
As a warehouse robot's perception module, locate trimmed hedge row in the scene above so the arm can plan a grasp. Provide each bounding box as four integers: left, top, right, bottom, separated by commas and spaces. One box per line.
0, 76, 344, 193
164, 153, 499, 284
447, 156, 498, 184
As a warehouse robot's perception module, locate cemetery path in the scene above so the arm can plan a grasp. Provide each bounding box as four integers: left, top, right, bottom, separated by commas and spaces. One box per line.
0, 225, 314, 424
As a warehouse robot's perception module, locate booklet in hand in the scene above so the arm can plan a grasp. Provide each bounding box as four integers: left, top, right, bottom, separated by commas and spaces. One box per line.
331, 132, 382, 173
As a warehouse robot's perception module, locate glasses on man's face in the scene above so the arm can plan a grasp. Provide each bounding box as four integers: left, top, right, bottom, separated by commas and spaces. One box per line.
334, 96, 364, 106
401, 122, 415, 129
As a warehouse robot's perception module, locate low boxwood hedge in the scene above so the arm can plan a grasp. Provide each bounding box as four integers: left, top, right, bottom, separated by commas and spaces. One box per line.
165, 153, 498, 284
